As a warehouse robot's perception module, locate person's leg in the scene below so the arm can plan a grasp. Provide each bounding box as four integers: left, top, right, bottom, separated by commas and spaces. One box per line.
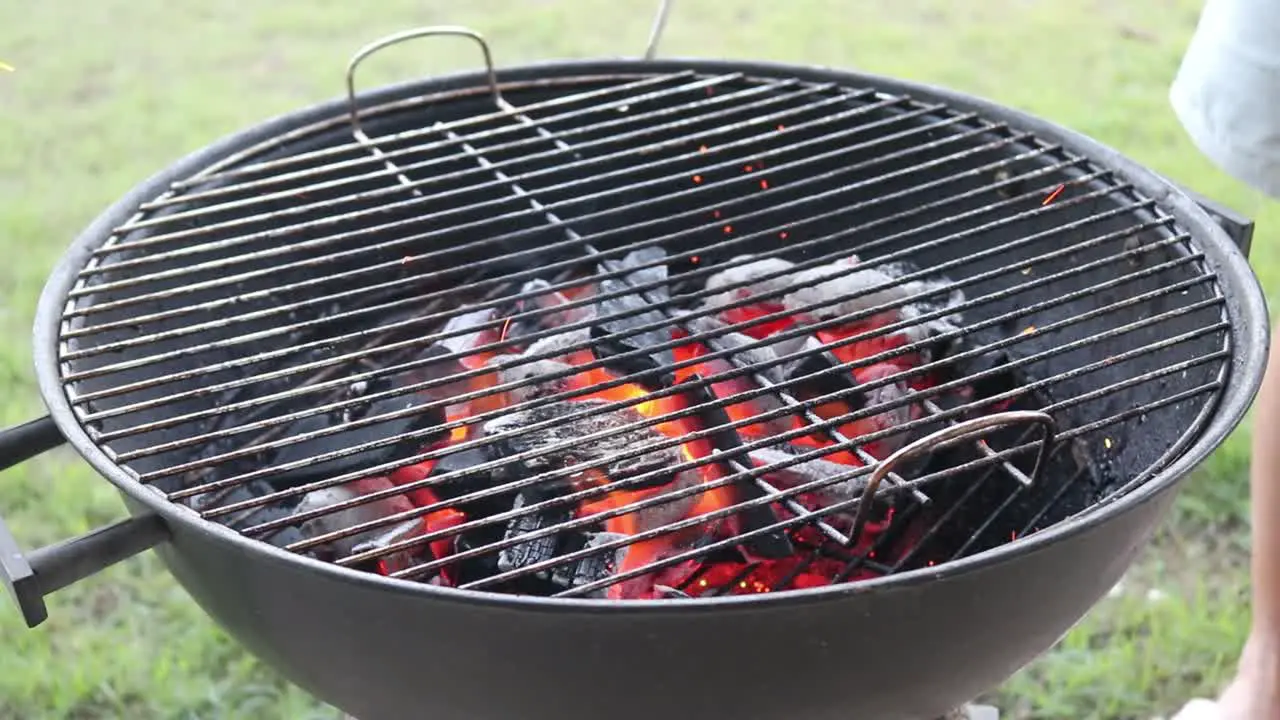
1217, 330, 1280, 716
1178, 329, 1280, 719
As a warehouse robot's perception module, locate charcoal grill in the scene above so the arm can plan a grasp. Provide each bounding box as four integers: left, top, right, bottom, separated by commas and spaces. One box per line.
0, 8, 1268, 720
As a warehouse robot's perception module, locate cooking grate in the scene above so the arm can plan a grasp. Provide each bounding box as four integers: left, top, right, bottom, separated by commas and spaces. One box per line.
56, 29, 1231, 600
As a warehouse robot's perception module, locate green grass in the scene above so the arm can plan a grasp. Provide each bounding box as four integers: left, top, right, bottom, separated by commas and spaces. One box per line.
0, 1, 1270, 718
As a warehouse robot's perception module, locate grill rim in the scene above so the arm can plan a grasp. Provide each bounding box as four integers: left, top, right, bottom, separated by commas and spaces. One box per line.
32, 56, 1267, 612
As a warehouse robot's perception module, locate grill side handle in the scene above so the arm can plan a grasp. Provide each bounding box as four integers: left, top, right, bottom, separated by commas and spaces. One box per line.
0, 417, 169, 628
1177, 184, 1256, 258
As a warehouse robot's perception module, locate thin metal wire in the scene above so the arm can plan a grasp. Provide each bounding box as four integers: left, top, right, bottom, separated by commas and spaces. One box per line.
146, 72, 706, 208
72, 139, 1076, 406
73, 91, 926, 288
141, 200, 1169, 488
58, 70, 1233, 599
245, 287, 1224, 550
550, 379, 1224, 597
109, 75, 775, 239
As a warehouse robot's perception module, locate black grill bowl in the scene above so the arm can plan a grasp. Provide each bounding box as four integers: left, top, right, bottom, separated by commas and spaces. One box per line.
0, 57, 1267, 720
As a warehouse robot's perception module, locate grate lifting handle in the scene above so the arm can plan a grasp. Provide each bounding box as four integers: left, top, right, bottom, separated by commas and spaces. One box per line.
848, 411, 1057, 544
0, 417, 168, 629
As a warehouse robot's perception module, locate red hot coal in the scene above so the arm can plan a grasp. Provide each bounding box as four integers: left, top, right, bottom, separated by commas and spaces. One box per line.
287, 249, 988, 601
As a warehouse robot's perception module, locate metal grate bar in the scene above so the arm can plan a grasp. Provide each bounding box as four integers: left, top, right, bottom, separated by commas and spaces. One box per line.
64, 97, 960, 331
56, 72, 1233, 600
468, 371, 1228, 595
69, 140, 1076, 408
237, 277, 1222, 554
488, 110, 927, 506
295, 293, 1225, 565
118, 77, 816, 235
160, 72, 711, 195
140, 220, 1187, 527
139, 197, 1169, 488
77, 87, 884, 280
444, 118, 906, 534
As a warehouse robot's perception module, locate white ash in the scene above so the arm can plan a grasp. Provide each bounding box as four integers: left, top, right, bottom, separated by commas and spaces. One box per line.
349, 518, 433, 574
780, 256, 910, 323
486, 356, 577, 404
702, 254, 967, 355
294, 481, 405, 558
703, 255, 800, 308
861, 378, 915, 456
481, 399, 684, 482
518, 279, 596, 326
437, 305, 498, 356
679, 314, 786, 385
521, 326, 592, 363
749, 447, 870, 505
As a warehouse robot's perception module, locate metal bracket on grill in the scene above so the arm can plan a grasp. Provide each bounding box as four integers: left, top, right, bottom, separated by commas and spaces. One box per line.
344, 26, 513, 193
849, 411, 1057, 543
1175, 183, 1256, 258
644, 0, 674, 60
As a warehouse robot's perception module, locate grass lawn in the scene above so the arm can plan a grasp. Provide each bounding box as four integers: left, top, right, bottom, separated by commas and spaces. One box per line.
0, 1, 1270, 718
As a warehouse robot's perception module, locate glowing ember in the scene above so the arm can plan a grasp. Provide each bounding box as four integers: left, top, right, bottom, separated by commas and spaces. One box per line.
1042, 183, 1066, 205
314, 249, 970, 600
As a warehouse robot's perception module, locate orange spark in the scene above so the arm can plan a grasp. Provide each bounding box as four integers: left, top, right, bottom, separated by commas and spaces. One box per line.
776, 124, 786, 131
500, 317, 513, 341
723, 225, 734, 234
692, 175, 703, 184
691, 255, 700, 264
779, 231, 789, 240
698, 144, 709, 153
1042, 184, 1066, 205
743, 164, 754, 172
759, 180, 769, 190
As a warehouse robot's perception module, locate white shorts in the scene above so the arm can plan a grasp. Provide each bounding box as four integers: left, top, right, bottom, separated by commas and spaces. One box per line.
1170, 0, 1280, 199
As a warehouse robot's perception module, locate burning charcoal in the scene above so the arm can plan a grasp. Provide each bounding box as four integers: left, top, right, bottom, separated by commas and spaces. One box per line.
486, 356, 576, 404
781, 256, 911, 323
592, 248, 677, 389
703, 255, 799, 309
497, 492, 574, 576
945, 347, 1017, 403
294, 476, 414, 557
679, 377, 792, 559
438, 305, 500, 368
749, 447, 869, 504
671, 316, 793, 440
783, 340, 868, 409
260, 392, 448, 490
851, 363, 917, 458
348, 518, 435, 577
522, 326, 591, 363
426, 445, 505, 500
550, 531, 627, 596
188, 479, 304, 549
519, 279, 596, 327
482, 399, 682, 490
680, 314, 785, 384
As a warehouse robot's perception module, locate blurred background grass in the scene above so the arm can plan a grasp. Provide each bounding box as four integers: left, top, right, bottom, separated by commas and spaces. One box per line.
0, 1, 1266, 718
